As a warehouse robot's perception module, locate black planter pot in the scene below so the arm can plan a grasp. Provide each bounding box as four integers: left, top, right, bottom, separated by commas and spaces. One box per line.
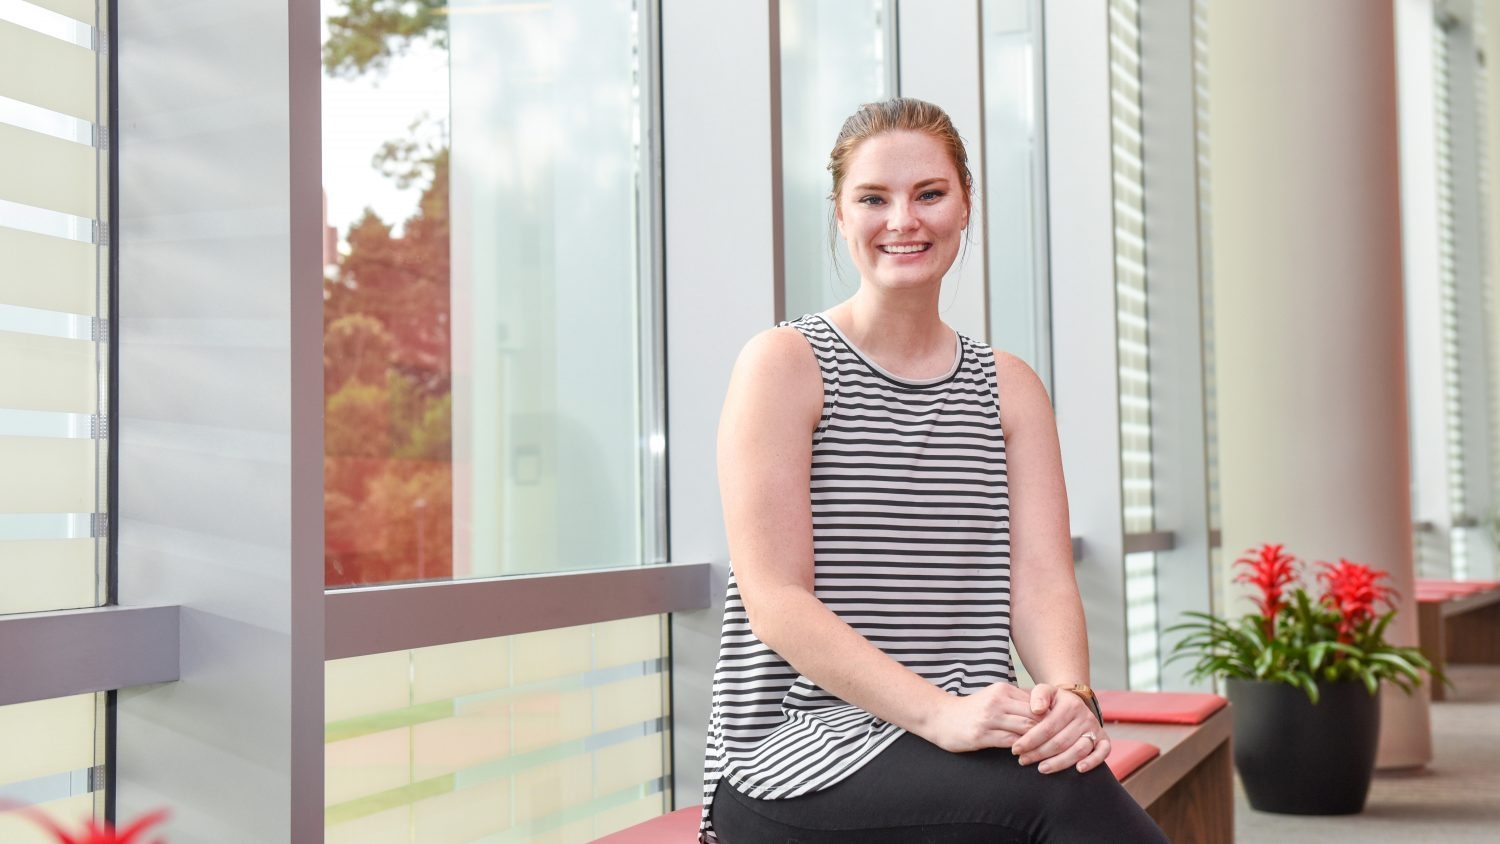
1225, 678, 1381, 815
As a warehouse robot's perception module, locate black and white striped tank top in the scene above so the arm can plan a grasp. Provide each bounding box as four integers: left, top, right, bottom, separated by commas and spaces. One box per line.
700, 314, 1014, 843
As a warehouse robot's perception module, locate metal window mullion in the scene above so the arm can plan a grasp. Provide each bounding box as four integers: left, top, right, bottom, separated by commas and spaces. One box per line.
636, 0, 668, 567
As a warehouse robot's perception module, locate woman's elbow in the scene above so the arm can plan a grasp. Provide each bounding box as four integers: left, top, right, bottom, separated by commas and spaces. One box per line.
740, 584, 805, 653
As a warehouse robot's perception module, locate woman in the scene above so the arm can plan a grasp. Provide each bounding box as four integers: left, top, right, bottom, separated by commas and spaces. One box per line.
699, 98, 1167, 843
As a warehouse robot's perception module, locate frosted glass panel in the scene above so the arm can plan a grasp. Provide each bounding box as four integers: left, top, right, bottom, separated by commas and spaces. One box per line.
780, 0, 894, 319
0, 227, 96, 314
0, 0, 108, 833
0, 332, 96, 413
0, 20, 95, 120
320, 0, 658, 585
324, 616, 670, 843
0, 0, 107, 620
0, 123, 96, 218
0, 538, 93, 614
0, 437, 93, 513
0, 695, 102, 840
981, 0, 1050, 374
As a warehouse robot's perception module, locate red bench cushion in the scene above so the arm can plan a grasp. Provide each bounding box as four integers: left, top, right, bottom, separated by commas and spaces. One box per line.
1105, 738, 1161, 780
592, 806, 698, 843
1096, 690, 1227, 725
1417, 578, 1500, 595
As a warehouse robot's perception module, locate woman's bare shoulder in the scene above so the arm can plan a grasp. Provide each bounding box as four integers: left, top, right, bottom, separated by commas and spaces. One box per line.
991, 349, 1054, 430
724, 325, 824, 424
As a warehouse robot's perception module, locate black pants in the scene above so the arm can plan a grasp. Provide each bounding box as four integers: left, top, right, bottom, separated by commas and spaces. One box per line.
711, 732, 1169, 843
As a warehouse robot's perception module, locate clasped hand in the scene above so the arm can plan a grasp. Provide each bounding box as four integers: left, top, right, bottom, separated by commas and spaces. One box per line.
926, 682, 1110, 774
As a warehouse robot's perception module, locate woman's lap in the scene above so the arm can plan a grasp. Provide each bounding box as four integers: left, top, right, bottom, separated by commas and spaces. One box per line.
711, 732, 1168, 844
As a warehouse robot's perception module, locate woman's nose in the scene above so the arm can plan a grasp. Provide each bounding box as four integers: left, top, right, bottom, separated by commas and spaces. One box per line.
886, 203, 918, 231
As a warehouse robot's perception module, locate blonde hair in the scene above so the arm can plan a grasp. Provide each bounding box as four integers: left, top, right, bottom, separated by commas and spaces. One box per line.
827, 97, 974, 205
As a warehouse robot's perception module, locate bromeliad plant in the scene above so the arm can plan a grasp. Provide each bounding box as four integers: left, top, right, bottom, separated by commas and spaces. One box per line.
1167, 543, 1438, 703
0, 801, 168, 844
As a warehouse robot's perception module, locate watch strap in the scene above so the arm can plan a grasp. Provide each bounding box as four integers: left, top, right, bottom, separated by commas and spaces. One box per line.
1059, 683, 1105, 727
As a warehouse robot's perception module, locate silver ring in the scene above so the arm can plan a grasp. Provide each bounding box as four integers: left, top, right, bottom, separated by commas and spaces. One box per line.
1080, 732, 1098, 745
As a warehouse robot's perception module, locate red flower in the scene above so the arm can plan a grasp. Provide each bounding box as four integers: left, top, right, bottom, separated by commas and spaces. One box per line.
1, 803, 168, 844
1234, 543, 1300, 634
1316, 558, 1395, 643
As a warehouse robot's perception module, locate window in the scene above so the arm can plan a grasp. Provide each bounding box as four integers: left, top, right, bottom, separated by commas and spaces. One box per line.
0, 0, 110, 614
1108, 0, 1162, 691
779, 0, 897, 319
0, 0, 111, 836
319, 2, 672, 838
325, 616, 669, 842
981, 0, 1050, 378
1405, 4, 1497, 582
320, 0, 664, 587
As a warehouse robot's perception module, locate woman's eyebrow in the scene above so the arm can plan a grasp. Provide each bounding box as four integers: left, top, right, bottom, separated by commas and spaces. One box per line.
852, 177, 951, 192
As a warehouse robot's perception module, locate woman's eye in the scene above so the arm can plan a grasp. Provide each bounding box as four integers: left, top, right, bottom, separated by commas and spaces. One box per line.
859, 195, 884, 206
919, 190, 945, 201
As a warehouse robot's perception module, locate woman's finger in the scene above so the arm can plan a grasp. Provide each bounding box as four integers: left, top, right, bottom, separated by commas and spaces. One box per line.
1076, 735, 1112, 773
1037, 732, 1095, 773
1015, 719, 1081, 764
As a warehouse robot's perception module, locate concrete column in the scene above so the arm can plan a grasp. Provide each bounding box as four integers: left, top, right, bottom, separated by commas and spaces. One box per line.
1208, 0, 1432, 768
116, 0, 325, 838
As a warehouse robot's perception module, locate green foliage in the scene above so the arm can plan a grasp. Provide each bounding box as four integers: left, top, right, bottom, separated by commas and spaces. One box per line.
387, 371, 452, 460
1167, 592, 1440, 704
325, 380, 391, 458
324, 138, 450, 381
324, 0, 449, 78
324, 313, 394, 391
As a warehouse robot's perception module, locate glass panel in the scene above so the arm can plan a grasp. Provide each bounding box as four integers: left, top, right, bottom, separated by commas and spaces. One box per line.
779, 0, 895, 319
0, 0, 108, 618
1124, 550, 1159, 690
324, 615, 670, 843
0, 694, 105, 842
320, 0, 659, 587
0, 1, 109, 834
981, 0, 1051, 377
1109, 0, 1161, 689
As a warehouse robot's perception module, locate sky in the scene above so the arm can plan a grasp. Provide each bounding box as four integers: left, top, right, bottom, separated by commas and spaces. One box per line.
320, 1, 452, 245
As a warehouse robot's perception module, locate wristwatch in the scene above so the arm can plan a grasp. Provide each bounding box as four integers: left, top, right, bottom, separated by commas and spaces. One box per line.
1058, 683, 1104, 726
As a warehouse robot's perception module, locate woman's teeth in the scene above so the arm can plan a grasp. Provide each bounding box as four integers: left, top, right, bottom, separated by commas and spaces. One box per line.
880, 244, 929, 254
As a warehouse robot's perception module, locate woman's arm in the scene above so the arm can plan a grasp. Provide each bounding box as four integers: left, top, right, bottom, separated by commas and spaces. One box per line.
996, 351, 1113, 774
719, 328, 1040, 752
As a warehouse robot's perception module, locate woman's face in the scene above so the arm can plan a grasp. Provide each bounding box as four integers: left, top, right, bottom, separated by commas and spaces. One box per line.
835, 130, 969, 295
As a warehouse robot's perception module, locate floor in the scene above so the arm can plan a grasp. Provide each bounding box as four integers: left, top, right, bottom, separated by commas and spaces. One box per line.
1233, 664, 1500, 843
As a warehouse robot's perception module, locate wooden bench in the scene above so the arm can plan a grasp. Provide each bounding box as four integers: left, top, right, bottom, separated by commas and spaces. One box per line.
593, 692, 1232, 843
1097, 690, 1233, 843
1416, 578, 1500, 701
